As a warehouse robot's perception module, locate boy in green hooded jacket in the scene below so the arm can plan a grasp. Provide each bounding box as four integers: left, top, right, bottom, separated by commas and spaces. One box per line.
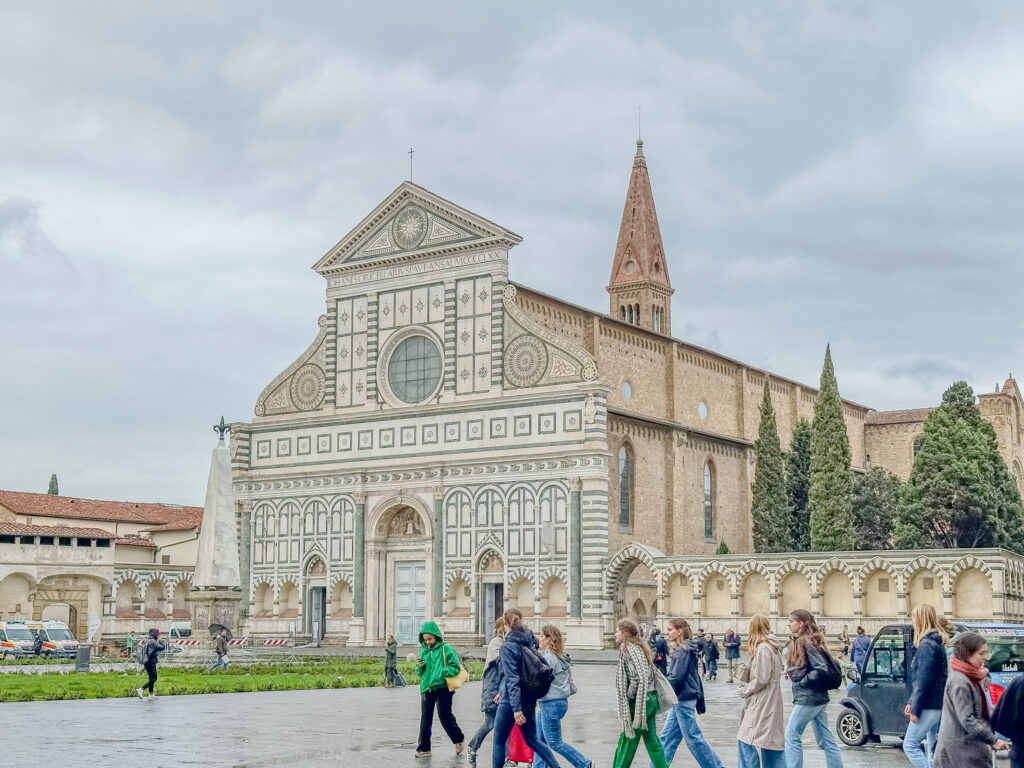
415, 620, 465, 758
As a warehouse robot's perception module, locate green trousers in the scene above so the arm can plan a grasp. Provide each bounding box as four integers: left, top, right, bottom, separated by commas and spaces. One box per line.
612, 690, 670, 768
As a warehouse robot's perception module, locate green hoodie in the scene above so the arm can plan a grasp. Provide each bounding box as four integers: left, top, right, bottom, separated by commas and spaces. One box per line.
417, 620, 461, 693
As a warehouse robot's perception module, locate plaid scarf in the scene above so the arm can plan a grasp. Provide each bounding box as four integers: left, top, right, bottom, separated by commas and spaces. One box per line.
616, 642, 654, 738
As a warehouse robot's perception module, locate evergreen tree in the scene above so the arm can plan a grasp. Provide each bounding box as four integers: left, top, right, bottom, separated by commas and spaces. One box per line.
716, 540, 730, 555
787, 418, 812, 551
751, 380, 790, 551
852, 467, 900, 550
808, 346, 855, 550
895, 381, 1024, 553
47, 474, 58, 495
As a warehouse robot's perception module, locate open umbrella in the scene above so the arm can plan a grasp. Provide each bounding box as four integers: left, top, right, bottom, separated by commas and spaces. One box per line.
208, 623, 233, 641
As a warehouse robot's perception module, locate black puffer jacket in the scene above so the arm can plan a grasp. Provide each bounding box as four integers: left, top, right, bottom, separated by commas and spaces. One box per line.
787, 645, 832, 706
908, 631, 947, 716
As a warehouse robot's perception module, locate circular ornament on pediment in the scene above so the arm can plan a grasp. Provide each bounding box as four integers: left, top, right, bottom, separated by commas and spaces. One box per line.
290, 364, 326, 411
254, 403, 265, 417
392, 205, 429, 250
502, 284, 517, 302
504, 335, 548, 388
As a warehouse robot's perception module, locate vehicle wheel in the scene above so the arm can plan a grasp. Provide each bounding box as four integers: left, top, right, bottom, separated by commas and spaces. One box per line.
836, 708, 868, 747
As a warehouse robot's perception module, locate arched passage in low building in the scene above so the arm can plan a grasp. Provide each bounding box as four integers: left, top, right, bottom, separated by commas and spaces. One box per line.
740, 572, 770, 617
863, 569, 898, 617
820, 571, 854, 617
445, 578, 471, 618
278, 582, 299, 619
253, 582, 274, 618
611, 558, 658, 625
0, 573, 33, 618
144, 580, 167, 619
540, 576, 567, 618
510, 577, 535, 618
172, 580, 191, 619
665, 573, 693, 616
702, 572, 731, 617
907, 569, 943, 613
116, 580, 141, 618
954, 568, 993, 619
779, 571, 811, 616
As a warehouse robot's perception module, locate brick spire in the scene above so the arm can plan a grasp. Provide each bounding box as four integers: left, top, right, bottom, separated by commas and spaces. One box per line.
607, 139, 674, 333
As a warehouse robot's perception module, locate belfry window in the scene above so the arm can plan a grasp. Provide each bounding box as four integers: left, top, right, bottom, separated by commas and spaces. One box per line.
653, 308, 662, 333
703, 462, 714, 540
618, 444, 633, 531
620, 306, 626, 321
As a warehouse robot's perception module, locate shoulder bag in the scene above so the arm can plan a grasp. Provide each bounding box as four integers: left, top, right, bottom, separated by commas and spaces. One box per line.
442, 644, 470, 692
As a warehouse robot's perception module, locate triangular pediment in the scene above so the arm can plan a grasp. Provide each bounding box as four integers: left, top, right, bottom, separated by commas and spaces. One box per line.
314, 182, 522, 274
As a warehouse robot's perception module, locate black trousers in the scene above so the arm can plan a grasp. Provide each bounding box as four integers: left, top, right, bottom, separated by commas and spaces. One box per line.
143, 661, 158, 693
417, 687, 464, 752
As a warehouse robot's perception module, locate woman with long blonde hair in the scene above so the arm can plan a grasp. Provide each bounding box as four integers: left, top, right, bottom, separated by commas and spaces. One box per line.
902, 604, 949, 768
736, 614, 784, 768
783, 610, 843, 768
611, 618, 669, 768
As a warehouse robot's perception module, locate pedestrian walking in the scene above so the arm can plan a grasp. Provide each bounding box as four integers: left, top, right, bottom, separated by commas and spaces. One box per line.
702, 633, 719, 682
839, 625, 850, 658
902, 605, 948, 768
414, 621, 465, 758
136, 628, 167, 699
610, 618, 669, 768
736, 614, 785, 768
649, 628, 669, 676
723, 629, 741, 683
849, 626, 871, 672
210, 628, 229, 671
467, 619, 505, 766
695, 630, 708, 678
490, 608, 563, 768
932, 632, 1010, 768
535, 625, 591, 768
783, 609, 844, 768
384, 634, 398, 687
125, 631, 135, 657
991, 673, 1024, 768
657, 617, 724, 768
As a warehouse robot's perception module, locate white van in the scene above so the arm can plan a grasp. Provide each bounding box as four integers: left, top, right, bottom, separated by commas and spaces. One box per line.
0, 621, 38, 658
26, 620, 79, 657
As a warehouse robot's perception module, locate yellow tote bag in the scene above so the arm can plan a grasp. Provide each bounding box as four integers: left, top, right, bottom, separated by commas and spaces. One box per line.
443, 644, 469, 691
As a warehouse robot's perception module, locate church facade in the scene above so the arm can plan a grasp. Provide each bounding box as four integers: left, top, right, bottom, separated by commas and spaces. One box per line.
231, 142, 1024, 648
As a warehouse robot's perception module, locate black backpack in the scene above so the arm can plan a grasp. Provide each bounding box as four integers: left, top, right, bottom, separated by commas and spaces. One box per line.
519, 646, 554, 699
812, 649, 843, 691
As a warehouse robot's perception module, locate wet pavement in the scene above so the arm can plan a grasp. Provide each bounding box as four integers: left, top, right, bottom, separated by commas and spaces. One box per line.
2, 664, 918, 767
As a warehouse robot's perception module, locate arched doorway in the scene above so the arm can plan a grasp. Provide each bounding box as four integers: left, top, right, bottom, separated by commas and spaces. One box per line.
41, 602, 77, 629
305, 555, 327, 645
612, 559, 658, 626
31, 576, 94, 641
367, 501, 432, 644
477, 550, 505, 641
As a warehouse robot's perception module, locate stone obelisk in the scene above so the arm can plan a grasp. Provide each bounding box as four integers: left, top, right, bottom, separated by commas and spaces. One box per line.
187, 417, 243, 635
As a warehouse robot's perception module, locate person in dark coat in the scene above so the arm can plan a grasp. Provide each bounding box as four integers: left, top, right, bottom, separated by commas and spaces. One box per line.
702, 633, 720, 682
849, 626, 871, 671
384, 634, 398, 687
933, 632, 1010, 768
991, 673, 1024, 768
695, 630, 708, 677
467, 620, 505, 766
32, 633, 43, 656
722, 629, 741, 683
902, 605, 948, 768
136, 628, 167, 699
783, 610, 843, 768
649, 627, 669, 676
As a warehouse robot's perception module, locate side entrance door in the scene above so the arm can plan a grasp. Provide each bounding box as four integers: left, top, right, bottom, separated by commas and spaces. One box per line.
483, 583, 504, 641
395, 561, 426, 644
308, 587, 326, 646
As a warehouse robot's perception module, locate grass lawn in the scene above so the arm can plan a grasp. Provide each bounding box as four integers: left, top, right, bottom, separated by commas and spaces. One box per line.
0, 658, 483, 702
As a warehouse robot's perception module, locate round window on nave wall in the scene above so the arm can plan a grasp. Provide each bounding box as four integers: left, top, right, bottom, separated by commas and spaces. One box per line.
387, 334, 443, 404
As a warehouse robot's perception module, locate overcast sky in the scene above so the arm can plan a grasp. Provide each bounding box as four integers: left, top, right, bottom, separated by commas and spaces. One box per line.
3, 2, 1023, 505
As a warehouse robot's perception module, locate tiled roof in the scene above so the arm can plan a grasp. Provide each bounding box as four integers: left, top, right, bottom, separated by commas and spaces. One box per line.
140, 516, 202, 532
115, 536, 157, 549
0, 522, 114, 539
865, 408, 934, 425
0, 490, 203, 528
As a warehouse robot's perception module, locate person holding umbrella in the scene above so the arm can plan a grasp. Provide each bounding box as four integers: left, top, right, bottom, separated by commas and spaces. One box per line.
211, 627, 230, 671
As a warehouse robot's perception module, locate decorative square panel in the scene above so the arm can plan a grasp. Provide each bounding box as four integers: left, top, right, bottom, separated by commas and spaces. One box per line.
337, 432, 352, 452
316, 434, 332, 454
276, 438, 292, 457
444, 422, 460, 442
358, 430, 373, 450
466, 419, 483, 441
379, 428, 394, 448
296, 436, 312, 456
401, 426, 417, 447
538, 413, 557, 435
256, 440, 271, 459
489, 417, 507, 439
422, 424, 438, 445
513, 415, 531, 437
563, 410, 582, 432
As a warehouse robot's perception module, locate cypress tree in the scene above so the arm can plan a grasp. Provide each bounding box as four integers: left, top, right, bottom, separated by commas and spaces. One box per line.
852, 467, 900, 550
751, 379, 790, 551
808, 345, 854, 550
47, 474, 59, 495
787, 418, 812, 551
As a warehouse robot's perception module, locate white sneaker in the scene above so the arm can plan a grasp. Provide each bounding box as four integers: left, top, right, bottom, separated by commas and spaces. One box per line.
147, 692, 158, 699
136, 688, 144, 699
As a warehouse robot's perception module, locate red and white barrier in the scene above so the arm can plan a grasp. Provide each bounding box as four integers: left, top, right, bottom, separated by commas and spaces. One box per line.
171, 639, 201, 647
227, 638, 248, 647
263, 638, 293, 647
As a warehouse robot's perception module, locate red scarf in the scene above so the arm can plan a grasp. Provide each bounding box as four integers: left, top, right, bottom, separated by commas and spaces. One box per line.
950, 658, 990, 718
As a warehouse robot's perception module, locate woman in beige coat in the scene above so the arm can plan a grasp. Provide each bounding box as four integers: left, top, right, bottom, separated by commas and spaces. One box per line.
736, 614, 785, 768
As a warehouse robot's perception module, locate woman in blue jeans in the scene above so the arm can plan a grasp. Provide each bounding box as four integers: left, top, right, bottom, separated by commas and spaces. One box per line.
490, 608, 562, 768
534, 625, 592, 768
783, 610, 844, 768
902, 604, 948, 768
654, 617, 724, 768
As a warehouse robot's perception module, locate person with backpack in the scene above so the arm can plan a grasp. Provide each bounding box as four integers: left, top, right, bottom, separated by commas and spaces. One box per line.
211, 628, 229, 671
849, 627, 871, 672
467, 619, 506, 766
783, 610, 844, 768
535, 625, 591, 768
384, 634, 398, 687
736, 614, 785, 768
723, 629, 741, 683
611, 618, 670, 768
490, 608, 562, 768
902, 605, 949, 768
414, 621, 465, 758
649, 628, 669, 676
658, 617, 724, 768
702, 633, 719, 682
991, 673, 1024, 768
136, 628, 167, 699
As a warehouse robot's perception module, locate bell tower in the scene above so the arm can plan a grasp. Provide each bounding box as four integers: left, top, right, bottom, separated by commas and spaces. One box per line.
607, 139, 673, 334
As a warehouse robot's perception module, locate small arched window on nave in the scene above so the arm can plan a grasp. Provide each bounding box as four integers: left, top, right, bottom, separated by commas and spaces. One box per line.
703, 461, 714, 540
618, 444, 633, 531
